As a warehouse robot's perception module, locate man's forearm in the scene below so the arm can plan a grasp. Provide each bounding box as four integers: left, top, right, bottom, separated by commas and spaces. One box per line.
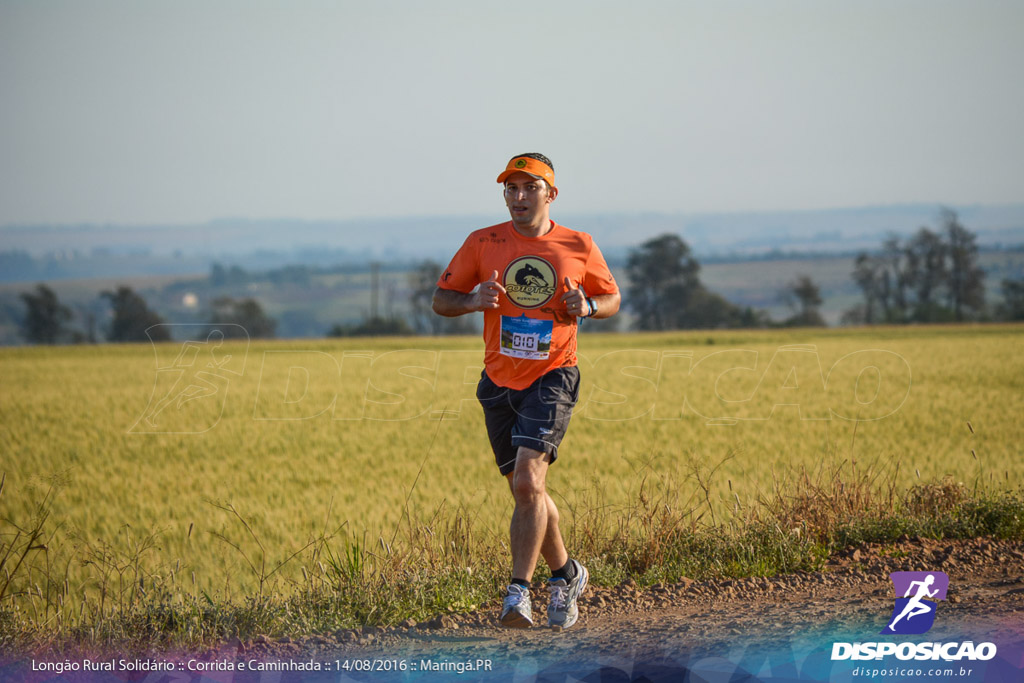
433, 287, 478, 317
588, 292, 621, 319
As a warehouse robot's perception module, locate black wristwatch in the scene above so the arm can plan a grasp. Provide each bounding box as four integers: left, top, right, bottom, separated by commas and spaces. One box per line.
585, 297, 598, 318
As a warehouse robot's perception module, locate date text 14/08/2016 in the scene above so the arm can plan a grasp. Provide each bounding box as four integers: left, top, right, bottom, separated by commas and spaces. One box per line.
339, 658, 494, 674
31, 659, 494, 675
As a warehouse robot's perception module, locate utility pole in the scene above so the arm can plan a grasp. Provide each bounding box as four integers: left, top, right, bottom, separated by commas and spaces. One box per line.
370, 261, 380, 320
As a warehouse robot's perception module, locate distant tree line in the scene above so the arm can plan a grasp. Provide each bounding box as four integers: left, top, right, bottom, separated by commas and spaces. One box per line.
17, 283, 275, 345
843, 209, 994, 324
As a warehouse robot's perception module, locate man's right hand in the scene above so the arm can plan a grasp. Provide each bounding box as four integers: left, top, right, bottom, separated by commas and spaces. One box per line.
472, 270, 506, 311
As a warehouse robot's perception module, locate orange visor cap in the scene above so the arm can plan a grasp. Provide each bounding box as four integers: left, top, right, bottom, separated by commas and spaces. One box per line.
496, 157, 556, 188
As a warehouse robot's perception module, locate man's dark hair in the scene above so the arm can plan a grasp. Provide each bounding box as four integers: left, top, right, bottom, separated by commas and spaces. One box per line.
510, 152, 554, 171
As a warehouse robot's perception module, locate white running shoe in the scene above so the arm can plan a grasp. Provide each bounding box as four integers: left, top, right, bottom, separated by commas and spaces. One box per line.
547, 559, 589, 629
500, 583, 533, 628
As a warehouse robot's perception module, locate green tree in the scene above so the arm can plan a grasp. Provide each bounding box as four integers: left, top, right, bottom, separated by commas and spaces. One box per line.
904, 227, 948, 322
685, 288, 747, 328
850, 252, 884, 324
19, 283, 72, 344
102, 286, 170, 342
408, 260, 476, 335
942, 209, 985, 321
783, 274, 825, 327
849, 241, 915, 325
627, 233, 747, 330
880, 235, 912, 321
207, 297, 277, 339
997, 279, 1024, 321
627, 234, 700, 330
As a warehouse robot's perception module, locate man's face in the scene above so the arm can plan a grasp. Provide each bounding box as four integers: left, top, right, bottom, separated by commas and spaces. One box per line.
503, 171, 556, 227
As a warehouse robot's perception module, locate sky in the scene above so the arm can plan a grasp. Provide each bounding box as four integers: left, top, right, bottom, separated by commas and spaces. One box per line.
1, 0, 1022, 226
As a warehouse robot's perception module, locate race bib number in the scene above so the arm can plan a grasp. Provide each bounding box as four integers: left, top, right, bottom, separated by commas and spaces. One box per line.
500, 315, 553, 360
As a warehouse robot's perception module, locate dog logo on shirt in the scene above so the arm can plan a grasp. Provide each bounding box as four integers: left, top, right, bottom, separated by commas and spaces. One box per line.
516, 263, 548, 287
504, 257, 557, 309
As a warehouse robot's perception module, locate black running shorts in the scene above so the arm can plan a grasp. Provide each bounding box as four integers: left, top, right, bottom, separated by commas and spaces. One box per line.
475, 366, 581, 476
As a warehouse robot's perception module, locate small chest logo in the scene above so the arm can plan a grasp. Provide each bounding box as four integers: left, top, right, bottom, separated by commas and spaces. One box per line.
503, 256, 556, 309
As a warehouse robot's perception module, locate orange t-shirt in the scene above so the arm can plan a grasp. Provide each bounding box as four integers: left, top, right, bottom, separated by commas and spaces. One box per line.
437, 220, 618, 390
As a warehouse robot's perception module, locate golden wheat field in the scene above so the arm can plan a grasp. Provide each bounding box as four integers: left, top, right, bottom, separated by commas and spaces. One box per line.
1, 324, 1022, 600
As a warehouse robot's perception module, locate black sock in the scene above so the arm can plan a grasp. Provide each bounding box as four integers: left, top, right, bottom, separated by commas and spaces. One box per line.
511, 577, 530, 589
551, 559, 576, 582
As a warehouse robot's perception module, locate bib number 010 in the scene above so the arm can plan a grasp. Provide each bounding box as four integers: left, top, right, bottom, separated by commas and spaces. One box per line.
512, 332, 539, 352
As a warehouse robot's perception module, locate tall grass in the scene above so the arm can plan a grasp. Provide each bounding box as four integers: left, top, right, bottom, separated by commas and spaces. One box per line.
2, 455, 1021, 654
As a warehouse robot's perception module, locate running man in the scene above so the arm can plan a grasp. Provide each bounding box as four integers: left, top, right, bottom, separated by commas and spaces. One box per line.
433, 153, 620, 629
888, 574, 939, 631
140, 330, 231, 429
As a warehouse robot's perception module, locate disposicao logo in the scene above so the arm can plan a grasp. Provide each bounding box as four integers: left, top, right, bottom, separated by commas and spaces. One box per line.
882, 571, 948, 635
831, 570, 997, 663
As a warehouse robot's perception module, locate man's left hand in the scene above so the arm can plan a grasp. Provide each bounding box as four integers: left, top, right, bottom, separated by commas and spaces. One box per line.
561, 277, 590, 318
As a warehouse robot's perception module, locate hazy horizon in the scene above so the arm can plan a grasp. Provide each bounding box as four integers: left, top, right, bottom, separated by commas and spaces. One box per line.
4, 203, 1023, 268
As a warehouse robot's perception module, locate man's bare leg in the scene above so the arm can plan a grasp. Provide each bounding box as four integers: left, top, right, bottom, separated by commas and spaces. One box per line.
506, 446, 569, 582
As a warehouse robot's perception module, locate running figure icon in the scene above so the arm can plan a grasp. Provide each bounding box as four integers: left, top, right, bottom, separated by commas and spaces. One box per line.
887, 574, 939, 631
130, 324, 249, 434
140, 330, 232, 427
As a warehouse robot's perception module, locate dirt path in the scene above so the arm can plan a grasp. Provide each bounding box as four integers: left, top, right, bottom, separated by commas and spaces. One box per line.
245, 537, 1023, 680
